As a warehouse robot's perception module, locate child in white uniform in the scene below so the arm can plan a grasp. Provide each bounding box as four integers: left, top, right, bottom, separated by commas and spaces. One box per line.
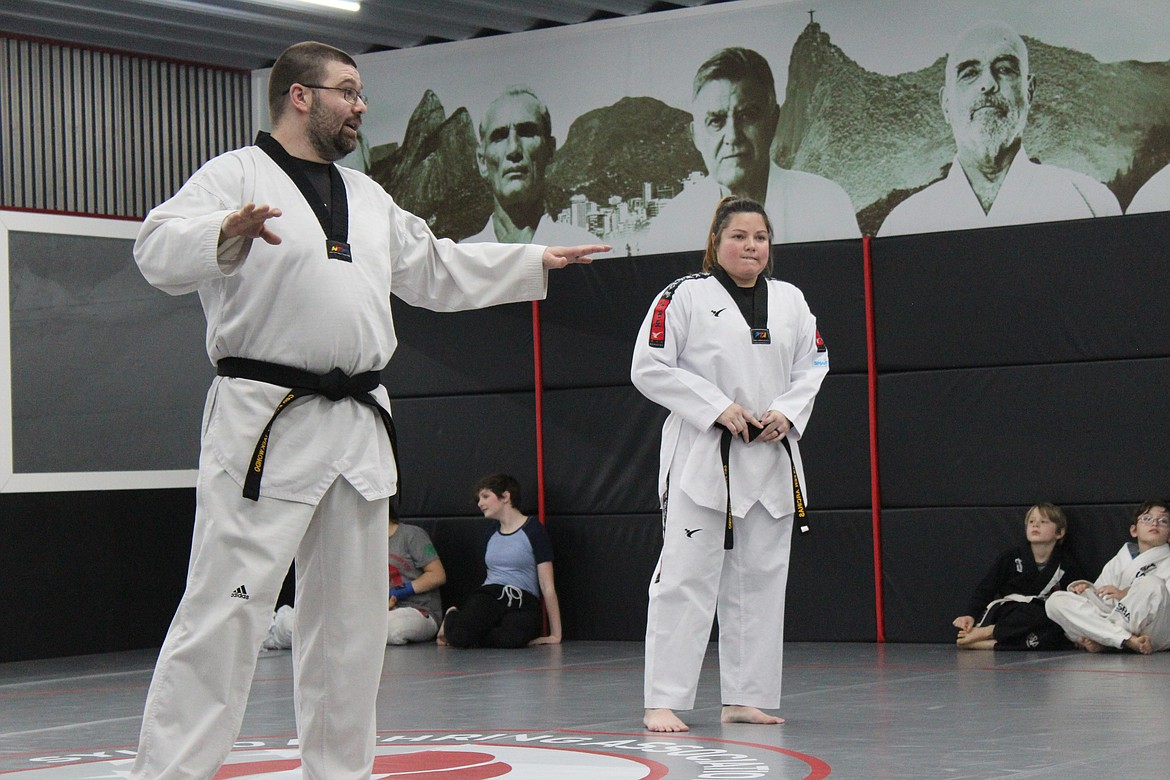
1045, 500, 1170, 654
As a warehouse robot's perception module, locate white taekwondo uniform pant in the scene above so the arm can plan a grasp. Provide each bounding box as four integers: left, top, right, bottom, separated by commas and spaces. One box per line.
266, 604, 436, 649
131, 454, 389, 780
645, 487, 794, 710
1045, 576, 1170, 651
387, 606, 439, 645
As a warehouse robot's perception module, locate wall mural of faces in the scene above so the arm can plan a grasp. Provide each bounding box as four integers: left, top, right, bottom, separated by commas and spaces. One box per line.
277, 0, 1170, 254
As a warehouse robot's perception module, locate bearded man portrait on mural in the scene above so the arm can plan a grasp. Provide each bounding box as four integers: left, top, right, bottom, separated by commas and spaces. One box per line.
879, 20, 1120, 236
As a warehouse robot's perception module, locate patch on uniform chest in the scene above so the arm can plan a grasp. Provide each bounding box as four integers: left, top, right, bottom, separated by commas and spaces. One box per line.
327, 239, 353, 262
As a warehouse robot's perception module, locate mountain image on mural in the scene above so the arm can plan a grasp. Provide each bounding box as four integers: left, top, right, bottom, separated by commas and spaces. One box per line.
366, 90, 491, 241
781, 22, 1170, 233
367, 92, 699, 243
544, 97, 703, 222
366, 20, 1170, 242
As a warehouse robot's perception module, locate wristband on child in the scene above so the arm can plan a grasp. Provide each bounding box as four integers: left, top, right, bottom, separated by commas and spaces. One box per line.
389, 582, 415, 600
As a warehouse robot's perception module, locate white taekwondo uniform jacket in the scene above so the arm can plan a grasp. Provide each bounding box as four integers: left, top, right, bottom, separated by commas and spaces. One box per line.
631, 272, 828, 519
135, 140, 548, 504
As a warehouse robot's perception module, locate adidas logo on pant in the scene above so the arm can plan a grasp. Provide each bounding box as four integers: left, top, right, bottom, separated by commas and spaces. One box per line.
230, 585, 250, 600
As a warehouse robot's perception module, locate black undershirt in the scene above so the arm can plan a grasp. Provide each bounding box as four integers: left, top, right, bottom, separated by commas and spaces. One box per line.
254, 132, 349, 247
296, 159, 333, 212
730, 282, 756, 325
711, 265, 764, 328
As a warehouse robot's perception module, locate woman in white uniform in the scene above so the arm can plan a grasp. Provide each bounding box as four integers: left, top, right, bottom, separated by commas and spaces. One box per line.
631, 196, 828, 733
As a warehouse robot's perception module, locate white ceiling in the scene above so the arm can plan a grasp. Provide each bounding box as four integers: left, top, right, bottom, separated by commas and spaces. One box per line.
2, 0, 725, 71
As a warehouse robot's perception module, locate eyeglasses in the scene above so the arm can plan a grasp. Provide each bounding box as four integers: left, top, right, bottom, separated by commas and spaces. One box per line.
289, 84, 369, 106
1137, 515, 1170, 527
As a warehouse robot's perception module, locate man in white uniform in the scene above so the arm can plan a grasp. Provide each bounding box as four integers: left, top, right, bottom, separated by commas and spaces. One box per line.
129, 41, 605, 780
1045, 501, 1170, 654
460, 86, 602, 246
641, 47, 859, 254
878, 21, 1120, 237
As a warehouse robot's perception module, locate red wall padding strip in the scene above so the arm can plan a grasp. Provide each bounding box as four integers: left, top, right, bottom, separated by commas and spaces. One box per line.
862, 235, 885, 642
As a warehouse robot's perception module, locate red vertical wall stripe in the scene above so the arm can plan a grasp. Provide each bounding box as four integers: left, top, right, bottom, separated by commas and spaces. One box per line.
862, 235, 885, 642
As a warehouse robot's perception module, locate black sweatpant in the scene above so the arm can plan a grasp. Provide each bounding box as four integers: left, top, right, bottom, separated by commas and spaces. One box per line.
443, 584, 542, 648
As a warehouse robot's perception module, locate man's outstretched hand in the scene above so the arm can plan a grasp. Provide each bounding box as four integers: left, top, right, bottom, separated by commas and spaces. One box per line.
541, 244, 611, 269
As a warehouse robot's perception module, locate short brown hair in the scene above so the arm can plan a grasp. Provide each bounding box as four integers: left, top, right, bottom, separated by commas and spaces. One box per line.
268, 41, 356, 123
1026, 502, 1067, 535
474, 473, 523, 509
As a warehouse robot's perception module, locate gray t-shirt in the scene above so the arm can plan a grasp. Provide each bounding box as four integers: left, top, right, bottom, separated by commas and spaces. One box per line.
389, 523, 441, 623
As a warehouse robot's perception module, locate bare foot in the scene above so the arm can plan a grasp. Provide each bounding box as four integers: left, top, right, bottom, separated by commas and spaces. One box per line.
435, 607, 456, 646
721, 705, 784, 725
1123, 634, 1154, 655
956, 625, 995, 647
1075, 636, 1105, 653
644, 708, 689, 732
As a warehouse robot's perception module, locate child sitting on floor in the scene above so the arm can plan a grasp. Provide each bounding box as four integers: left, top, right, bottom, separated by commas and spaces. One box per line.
1044, 499, 1170, 654
953, 502, 1083, 650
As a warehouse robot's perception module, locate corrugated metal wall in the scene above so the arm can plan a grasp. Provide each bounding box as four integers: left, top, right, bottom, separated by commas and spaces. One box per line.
1, 36, 251, 218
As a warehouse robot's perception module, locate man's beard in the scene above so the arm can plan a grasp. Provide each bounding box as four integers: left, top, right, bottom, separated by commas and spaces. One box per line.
955, 99, 1027, 162
307, 103, 357, 162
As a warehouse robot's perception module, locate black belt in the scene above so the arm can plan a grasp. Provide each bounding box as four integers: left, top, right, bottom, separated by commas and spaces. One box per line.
718, 424, 808, 549
216, 357, 399, 501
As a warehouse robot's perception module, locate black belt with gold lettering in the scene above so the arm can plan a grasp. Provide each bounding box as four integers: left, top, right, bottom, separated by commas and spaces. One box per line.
717, 424, 808, 549
216, 357, 399, 501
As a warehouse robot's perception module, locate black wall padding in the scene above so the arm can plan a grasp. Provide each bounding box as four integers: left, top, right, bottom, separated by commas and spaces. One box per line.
772, 237, 868, 375
785, 510, 877, 641
880, 505, 1135, 643
386, 297, 535, 396
391, 393, 537, 517
540, 239, 868, 390
541, 253, 700, 389
0, 490, 194, 662
872, 212, 1170, 372
798, 375, 871, 510
542, 386, 667, 515
26, 210, 1170, 661
877, 358, 1170, 507
547, 514, 662, 641
872, 213, 1170, 642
